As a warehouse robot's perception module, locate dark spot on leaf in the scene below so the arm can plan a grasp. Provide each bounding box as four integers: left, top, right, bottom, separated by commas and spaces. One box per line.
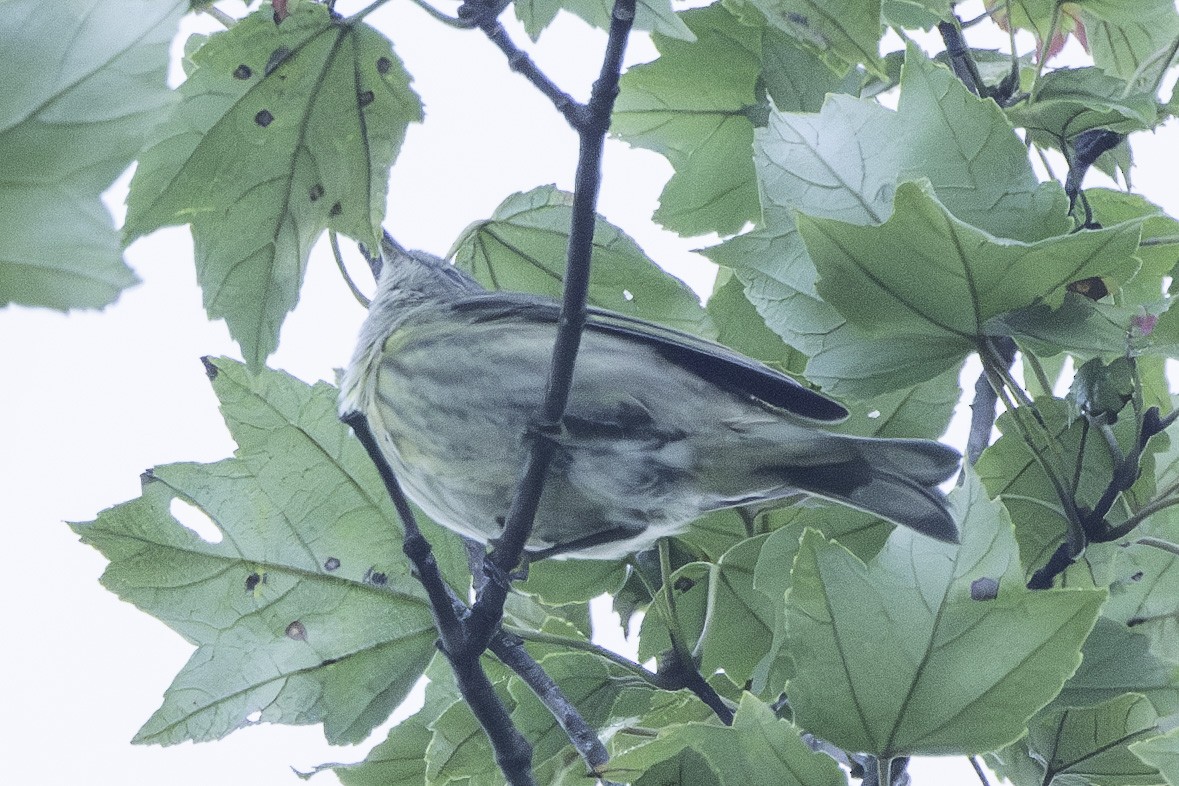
140, 469, 157, 485
233, 64, 252, 80
1130, 571, 1143, 581
265, 46, 291, 76
1127, 616, 1145, 627
255, 109, 274, 127
324, 556, 340, 571
377, 57, 392, 74
201, 356, 218, 379
329, 201, 342, 217
1067, 277, 1110, 300
245, 572, 261, 592
970, 577, 999, 601
364, 567, 388, 586
495, 515, 506, 529
787, 12, 808, 25
320, 657, 341, 667
673, 576, 695, 593
286, 620, 307, 640
358, 90, 374, 108
309, 183, 325, 202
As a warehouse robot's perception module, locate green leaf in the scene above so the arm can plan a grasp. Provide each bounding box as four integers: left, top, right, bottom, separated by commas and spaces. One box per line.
895, 48, 1070, 242
1085, 189, 1179, 306
1027, 694, 1161, 786
996, 294, 1147, 364
1080, 0, 1179, 86
833, 365, 960, 439
750, 508, 894, 696
706, 268, 807, 372
805, 181, 1140, 343
1102, 484, 1179, 662
743, 0, 886, 77
713, 56, 1069, 394
986, 741, 1055, 786
704, 94, 898, 362
613, 4, 764, 237
0, 0, 185, 309
73, 358, 441, 745
608, 694, 847, 786
1006, 67, 1159, 144
977, 396, 1151, 576
1132, 725, 1179, 786
1055, 617, 1179, 717
514, 0, 695, 42
324, 656, 459, 785
633, 748, 722, 785
785, 473, 1105, 757
517, 558, 627, 605
126, 3, 421, 368
1069, 357, 1136, 422
760, 27, 861, 113
450, 185, 715, 336
882, 0, 951, 28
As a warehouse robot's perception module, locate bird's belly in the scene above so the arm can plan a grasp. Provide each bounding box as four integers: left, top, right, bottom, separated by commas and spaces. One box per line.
370, 367, 699, 557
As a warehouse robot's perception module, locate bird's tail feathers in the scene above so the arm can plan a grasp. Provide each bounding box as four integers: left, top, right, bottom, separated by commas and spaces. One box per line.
744, 435, 961, 542
780, 459, 959, 542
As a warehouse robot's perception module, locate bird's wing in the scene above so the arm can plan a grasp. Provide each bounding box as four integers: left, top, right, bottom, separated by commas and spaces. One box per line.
446, 291, 849, 422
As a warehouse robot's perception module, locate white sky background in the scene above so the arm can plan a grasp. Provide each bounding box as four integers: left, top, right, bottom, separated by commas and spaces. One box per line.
3, 1, 1178, 783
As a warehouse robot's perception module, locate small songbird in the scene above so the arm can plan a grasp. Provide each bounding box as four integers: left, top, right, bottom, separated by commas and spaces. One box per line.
340, 239, 960, 560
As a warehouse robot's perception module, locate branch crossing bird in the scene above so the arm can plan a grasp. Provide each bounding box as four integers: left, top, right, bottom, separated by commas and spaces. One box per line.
340, 240, 961, 560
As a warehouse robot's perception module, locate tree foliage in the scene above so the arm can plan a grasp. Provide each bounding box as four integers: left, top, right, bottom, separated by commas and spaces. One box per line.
8, 0, 1179, 783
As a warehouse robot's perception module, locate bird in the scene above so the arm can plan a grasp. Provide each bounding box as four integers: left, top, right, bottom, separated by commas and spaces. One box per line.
339, 239, 960, 560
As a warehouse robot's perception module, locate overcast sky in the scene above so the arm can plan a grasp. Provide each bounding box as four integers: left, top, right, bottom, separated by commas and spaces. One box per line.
4, 1, 1177, 783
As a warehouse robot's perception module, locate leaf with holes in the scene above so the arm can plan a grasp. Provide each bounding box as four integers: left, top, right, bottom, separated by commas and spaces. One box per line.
0, 0, 184, 310
125, 3, 421, 368
71, 358, 463, 745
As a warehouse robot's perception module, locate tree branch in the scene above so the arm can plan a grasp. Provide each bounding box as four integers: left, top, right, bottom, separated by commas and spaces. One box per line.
489, 630, 611, 773
456, 0, 588, 127
345, 3, 639, 780
468, 0, 637, 638
340, 412, 536, 785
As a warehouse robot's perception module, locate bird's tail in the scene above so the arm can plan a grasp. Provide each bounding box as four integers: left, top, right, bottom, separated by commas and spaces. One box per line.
746, 435, 961, 542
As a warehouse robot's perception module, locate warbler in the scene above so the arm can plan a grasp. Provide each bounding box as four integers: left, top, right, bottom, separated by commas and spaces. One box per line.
340, 241, 960, 559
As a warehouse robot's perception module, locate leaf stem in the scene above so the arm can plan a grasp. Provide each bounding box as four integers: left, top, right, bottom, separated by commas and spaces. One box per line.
970, 756, 993, 786
503, 625, 662, 687
328, 231, 371, 307
1136, 536, 1179, 556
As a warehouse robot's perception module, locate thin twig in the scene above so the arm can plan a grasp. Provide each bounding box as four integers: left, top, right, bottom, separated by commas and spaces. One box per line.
202, 5, 236, 27
328, 231, 371, 307
477, 19, 587, 127
489, 630, 610, 773
504, 625, 663, 687
969, 756, 993, 786
1137, 536, 1179, 557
